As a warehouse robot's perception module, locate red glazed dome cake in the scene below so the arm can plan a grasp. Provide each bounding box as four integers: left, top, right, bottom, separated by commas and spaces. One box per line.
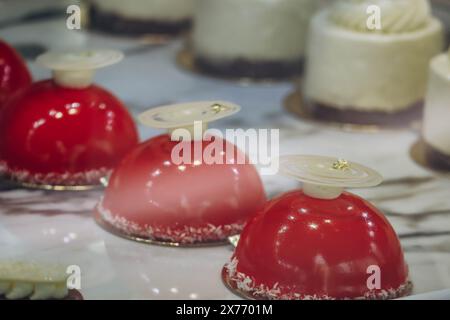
223, 155, 411, 300
95, 101, 267, 245
0, 39, 32, 108
0, 50, 138, 188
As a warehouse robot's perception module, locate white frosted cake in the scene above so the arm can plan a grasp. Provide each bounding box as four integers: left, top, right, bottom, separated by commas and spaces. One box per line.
192, 0, 319, 78
303, 0, 443, 126
422, 47, 450, 170
89, 0, 197, 36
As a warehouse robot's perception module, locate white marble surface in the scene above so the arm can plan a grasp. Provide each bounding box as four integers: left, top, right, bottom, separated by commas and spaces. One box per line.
0, 10, 450, 300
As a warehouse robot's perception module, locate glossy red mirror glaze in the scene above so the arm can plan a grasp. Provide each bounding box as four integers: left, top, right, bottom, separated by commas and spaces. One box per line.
0, 80, 138, 186
95, 134, 267, 245
0, 40, 32, 107
223, 190, 411, 300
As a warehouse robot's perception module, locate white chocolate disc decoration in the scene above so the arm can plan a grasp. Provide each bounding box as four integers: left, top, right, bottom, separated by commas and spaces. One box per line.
138, 101, 241, 141
36, 50, 124, 89
36, 50, 123, 70
278, 155, 383, 200
0, 261, 69, 300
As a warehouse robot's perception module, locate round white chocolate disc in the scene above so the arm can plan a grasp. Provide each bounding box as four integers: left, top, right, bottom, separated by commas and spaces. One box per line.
36, 50, 124, 71
138, 101, 241, 129
279, 155, 383, 188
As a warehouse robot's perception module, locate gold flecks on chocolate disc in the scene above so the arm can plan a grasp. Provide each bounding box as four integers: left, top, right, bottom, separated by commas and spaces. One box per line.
332, 159, 350, 171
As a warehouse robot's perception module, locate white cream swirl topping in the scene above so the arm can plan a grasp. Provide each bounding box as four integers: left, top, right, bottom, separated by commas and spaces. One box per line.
329, 0, 432, 33
0, 261, 69, 300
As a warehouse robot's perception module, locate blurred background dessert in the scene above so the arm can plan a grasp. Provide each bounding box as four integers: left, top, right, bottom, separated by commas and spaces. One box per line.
303, 0, 444, 127
422, 46, 450, 171
191, 0, 319, 79
89, 0, 197, 37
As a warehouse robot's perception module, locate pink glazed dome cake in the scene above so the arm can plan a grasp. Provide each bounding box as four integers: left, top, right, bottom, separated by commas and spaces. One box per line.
95, 101, 267, 246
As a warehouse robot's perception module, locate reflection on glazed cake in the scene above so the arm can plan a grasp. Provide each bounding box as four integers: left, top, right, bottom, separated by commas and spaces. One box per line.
303, 0, 444, 126
192, 0, 319, 79
0, 40, 32, 108
89, 0, 197, 36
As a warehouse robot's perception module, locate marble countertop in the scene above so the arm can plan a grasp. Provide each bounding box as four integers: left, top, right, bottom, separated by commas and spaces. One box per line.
0, 11, 450, 300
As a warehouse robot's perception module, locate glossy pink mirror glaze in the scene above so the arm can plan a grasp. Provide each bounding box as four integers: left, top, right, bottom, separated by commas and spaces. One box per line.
95, 134, 267, 245
223, 190, 411, 300
0, 40, 32, 108
0, 80, 138, 186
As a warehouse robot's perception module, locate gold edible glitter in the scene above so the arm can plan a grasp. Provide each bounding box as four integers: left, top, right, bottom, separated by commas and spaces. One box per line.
211, 103, 226, 114
332, 159, 350, 171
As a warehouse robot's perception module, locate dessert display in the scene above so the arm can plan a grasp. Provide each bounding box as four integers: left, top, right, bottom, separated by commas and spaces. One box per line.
1, 0, 450, 302
422, 46, 450, 171
95, 101, 267, 246
190, 0, 319, 79
302, 0, 444, 127
0, 50, 139, 189
223, 155, 412, 300
0, 261, 82, 300
89, 0, 197, 37
0, 39, 32, 108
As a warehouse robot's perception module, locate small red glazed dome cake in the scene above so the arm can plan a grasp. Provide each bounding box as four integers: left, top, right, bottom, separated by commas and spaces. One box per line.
223, 155, 411, 300
95, 101, 267, 246
0, 50, 138, 189
0, 39, 32, 108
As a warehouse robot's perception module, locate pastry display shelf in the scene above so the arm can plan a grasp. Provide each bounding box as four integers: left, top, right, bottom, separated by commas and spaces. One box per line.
0, 14, 450, 300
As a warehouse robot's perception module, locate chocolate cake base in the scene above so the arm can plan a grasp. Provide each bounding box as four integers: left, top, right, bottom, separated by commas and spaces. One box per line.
194, 56, 303, 80
305, 100, 424, 127
424, 143, 450, 171
89, 6, 191, 36
0, 289, 83, 300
